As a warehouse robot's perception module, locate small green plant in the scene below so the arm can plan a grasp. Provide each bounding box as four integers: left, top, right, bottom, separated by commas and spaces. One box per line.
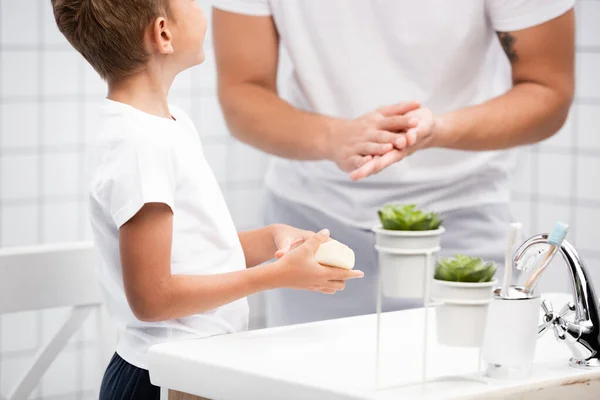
378, 204, 443, 231
434, 255, 497, 283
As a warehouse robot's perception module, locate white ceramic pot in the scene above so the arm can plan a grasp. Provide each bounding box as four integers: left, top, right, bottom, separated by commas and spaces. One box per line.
432, 279, 496, 347
376, 249, 434, 299
373, 227, 445, 249
373, 227, 444, 299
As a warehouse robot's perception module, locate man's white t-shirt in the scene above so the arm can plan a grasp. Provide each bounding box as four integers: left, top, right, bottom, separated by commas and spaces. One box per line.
213, 0, 574, 228
87, 99, 249, 369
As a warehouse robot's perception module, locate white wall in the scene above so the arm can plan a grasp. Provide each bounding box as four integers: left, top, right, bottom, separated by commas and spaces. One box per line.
0, 0, 598, 398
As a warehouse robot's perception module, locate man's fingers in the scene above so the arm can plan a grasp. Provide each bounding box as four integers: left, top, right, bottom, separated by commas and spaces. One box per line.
377, 116, 418, 132
377, 101, 421, 117
406, 128, 418, 146
350, 150, 406, 181
359, 142, 393, 156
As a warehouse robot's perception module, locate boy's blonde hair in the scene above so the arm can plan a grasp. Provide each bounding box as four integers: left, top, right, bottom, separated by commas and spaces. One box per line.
51, 0, 171, 82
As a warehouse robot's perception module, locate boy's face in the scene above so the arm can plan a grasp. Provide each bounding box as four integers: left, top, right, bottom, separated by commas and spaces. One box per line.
169, 0, 208, 68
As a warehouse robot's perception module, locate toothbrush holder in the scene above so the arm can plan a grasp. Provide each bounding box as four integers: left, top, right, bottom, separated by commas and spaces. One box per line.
482, 286, 541, 379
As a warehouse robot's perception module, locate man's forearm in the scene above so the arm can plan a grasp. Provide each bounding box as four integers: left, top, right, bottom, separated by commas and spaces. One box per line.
433, 81, 573, 151
219, 83, 337, 160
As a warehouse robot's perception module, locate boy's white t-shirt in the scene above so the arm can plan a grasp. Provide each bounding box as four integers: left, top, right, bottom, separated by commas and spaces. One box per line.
87, 99, 249, 369
213, 0, 575, 228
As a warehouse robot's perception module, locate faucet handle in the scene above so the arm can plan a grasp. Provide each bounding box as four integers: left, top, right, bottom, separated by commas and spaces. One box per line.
539, 299, 555, 337
558, 301, 576, 319
538, 300, 579, 341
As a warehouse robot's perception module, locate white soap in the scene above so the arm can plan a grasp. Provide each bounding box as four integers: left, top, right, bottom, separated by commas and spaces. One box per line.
315, 240, 355, 270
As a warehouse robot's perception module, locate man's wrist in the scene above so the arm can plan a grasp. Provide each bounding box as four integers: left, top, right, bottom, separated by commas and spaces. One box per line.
430, 114, 455, 149
322, 117, 345, 161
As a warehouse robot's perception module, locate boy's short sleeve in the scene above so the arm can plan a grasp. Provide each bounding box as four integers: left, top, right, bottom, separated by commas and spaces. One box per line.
212, 0, 271, 16
105, 136, 177, 228
486, 0, 574, 32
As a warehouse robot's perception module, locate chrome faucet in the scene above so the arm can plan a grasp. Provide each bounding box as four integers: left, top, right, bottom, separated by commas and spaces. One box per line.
513, 234, 600, 369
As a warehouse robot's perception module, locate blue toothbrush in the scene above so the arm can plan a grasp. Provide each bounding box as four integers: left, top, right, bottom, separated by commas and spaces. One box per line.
523, 221, 569, 295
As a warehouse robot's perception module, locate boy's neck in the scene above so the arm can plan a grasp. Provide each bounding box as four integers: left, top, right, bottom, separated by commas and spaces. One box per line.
107, 67, 176, 120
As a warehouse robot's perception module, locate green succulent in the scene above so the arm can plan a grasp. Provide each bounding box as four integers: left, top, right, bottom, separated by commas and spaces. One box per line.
378, 204, 443, 231
434, 255, 497, 283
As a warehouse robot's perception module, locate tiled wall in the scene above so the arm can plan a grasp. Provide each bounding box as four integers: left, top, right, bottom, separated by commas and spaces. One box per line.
0, 0, 598, 398
511, 0, 600, 292
0, 1, 268, 398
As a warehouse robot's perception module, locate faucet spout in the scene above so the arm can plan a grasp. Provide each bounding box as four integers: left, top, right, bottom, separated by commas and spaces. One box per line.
514, 234, 600, 368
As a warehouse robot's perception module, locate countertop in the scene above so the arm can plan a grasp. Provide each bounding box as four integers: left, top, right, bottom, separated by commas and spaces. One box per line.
148, 292, 600, 399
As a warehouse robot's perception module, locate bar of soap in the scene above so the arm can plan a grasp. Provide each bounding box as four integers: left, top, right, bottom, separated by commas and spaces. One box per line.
315, 240, 355, 270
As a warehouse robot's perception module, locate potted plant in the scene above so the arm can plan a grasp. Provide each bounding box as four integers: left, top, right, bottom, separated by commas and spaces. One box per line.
373, 204, 445, 298
432, 255, 497, 347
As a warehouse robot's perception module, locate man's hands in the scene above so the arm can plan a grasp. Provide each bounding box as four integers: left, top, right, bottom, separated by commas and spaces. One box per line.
349, 106, 438, 181
273, 229, 364, 294
327, 102, 420, 173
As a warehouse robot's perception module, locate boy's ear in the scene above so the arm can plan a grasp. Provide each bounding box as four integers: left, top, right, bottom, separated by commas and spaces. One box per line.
152, 17, 174, 54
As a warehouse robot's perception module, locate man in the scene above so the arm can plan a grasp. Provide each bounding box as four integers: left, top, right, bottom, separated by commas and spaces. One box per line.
212, 0, 575, 326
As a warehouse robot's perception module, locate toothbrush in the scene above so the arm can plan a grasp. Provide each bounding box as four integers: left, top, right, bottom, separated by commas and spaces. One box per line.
523, 221, 569, 295
501, 222, 522, 297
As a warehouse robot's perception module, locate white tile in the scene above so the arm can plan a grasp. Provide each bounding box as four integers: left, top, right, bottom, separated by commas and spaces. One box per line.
577, 104, 600, 151
42, 152, 80, 197
0, 102, 38, 148
42, 101, 80, 146
534, 256, 572, 294
509, 200, 534, 239
169, 95, 193, 118
229, 140, 269, 183
42, 201, 80, 243
203, 143, 228, 183
196, 97, 228, 137
540, 107, 574, 149
171, 69, 193, 96
0, 154, 38, 200
0, 311, 38, 352
0, 0, 39, 45
83, 100, 105, 144
83, 61, 108, 96
41, 307, 70, 344
81, 201, 93, 240
192, 51, 217, 90
575, 205, 600, 251
0, 204, 39, 247
535, 203, 572, 234
579, 253, 600, 291
40, 349, 78, 397
509, 149, 534, 194
576, 53, 600, 99
577, 155, 600, 200
40, 0, 72, 47
535, 152, 572, 199
0, 357, 41, 398
1, 51, 39, 97
577, 1, 600, 47
43, 51, 82, 96
82, 346, 102, 393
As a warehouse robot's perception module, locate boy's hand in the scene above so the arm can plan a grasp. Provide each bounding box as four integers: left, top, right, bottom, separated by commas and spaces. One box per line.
272, 224, 315, 259
275, 229, 364, 294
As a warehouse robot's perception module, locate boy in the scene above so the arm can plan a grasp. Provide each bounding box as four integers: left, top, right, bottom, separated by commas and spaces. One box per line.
51, 0, 364, 398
